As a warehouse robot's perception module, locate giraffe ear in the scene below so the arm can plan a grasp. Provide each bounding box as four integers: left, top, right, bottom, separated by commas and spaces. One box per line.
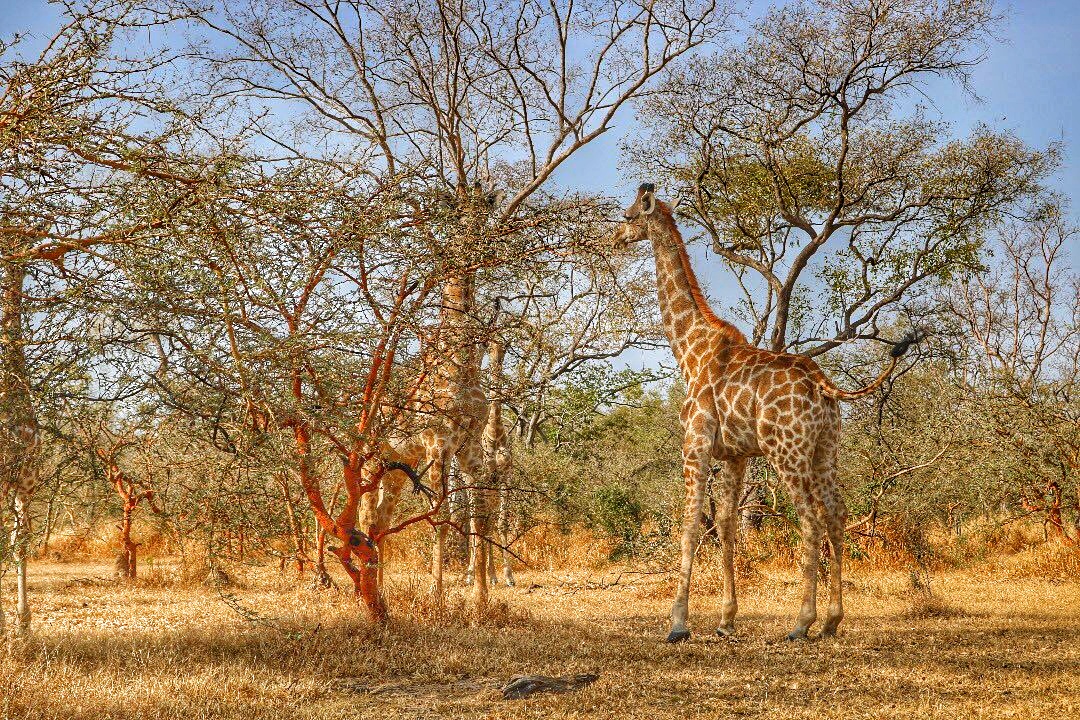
640, 189, 656, 216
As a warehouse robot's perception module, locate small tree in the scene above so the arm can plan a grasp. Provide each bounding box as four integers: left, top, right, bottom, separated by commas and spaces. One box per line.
1, 0, 210, 634
94, 441, 160, 579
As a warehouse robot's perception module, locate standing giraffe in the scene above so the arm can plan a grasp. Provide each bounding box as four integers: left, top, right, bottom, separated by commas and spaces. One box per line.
357, 270, 491, 603
358, 183, 497, 607
614, 184, 917, 642
1, 262, 39, 637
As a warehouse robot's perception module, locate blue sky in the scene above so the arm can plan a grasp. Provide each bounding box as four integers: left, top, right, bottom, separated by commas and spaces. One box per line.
3, 0, 1077, 351
550, 0, 1080, 352
547, 0, 1080, 368
552, 1, 1080, 202
6, 1, 1076, 197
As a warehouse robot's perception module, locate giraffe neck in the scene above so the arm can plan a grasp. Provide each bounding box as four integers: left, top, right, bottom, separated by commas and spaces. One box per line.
436, 271, 481, 390
646, 205, 745, 371
1, 263, 28, 380
1, 262, 38, 495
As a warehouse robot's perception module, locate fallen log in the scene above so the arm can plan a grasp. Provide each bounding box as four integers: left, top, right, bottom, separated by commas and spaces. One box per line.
501, 673, 599, 700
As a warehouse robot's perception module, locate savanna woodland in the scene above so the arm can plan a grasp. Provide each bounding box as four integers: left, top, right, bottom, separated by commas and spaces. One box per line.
0, 0, 1077, 718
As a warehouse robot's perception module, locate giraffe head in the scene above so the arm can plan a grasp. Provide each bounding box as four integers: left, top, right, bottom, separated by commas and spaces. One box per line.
612, 182, 659, 248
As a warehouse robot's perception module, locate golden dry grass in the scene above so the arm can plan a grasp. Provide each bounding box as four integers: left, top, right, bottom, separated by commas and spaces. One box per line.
1, 551, 1078, 719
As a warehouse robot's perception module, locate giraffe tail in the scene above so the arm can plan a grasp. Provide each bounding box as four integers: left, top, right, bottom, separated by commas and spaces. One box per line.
818, 331, 924, 401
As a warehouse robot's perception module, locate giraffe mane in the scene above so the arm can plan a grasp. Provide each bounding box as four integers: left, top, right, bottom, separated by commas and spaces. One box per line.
654, 201, 748, 345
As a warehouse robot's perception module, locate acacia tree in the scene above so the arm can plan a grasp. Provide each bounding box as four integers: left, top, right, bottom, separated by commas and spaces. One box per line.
163, 0, 730, 610
113, 160, 425, 619
94, 439, 160, 579
838, 359, 967, 547
631, 0, 1055, 355
0, 0, 212, 635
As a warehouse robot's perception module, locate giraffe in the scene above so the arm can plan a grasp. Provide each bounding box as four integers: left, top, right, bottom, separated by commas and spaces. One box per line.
357, 182, 498, 607
614, 183, 917, 642
1, 261, 39, 637
357, 270, 491, 603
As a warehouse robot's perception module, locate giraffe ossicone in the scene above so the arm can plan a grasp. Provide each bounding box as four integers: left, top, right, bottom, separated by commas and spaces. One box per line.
614, 183, 916, 642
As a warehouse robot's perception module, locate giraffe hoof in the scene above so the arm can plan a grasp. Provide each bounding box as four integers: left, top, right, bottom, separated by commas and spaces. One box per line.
715, 625, 736, 638
785, 630, 809, 642
821, 625, 839, 638
666, 629, 691, 644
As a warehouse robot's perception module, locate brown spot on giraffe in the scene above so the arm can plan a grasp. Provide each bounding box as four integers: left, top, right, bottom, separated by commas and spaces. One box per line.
612, 183, 915, 642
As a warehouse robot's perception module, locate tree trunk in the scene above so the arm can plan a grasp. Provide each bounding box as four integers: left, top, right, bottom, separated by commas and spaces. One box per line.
315, 526, 330, 588
739, 483, 765, 534
356, 554, 387, 622
431, 523, 447, 596
1045, 479, 1070, 543
118, 501, 137, 579
330, 541, 387, 622
41, 494, 56, 557
700, 472, 719, 545
1072, 490, 1080, 541
295, 429, 386, 618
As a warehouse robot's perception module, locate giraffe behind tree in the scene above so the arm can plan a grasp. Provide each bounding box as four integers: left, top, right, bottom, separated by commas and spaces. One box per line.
357, 182, 500, 608
1, 262, 39, 637
614, 183, 918, 642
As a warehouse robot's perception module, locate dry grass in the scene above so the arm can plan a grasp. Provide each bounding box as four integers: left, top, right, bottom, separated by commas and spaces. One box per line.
2, 549, 1078, 720
900, 589, 968, 620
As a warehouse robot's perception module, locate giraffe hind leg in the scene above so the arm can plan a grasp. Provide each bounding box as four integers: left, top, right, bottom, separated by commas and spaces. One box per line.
784, 479, 823, 641
819, 486, 847, 636
498, 484, 515, 587
812, 423, 846, 637
820, 498, 846, 637
715, 458, 745, 637
458, 442, 491, 607
428, 453, 450, 595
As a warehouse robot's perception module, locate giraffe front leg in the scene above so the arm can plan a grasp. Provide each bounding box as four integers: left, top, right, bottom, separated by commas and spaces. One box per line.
498, 483, 515, 587
715, 458, 746, 637
458, 441, 491, 608
14, 493, 31, 635
428, 455, 450, 596
667, 424, 714, 643
464, 486, 476, 587
0, 519, 6, 636
432, 524, 448, 595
